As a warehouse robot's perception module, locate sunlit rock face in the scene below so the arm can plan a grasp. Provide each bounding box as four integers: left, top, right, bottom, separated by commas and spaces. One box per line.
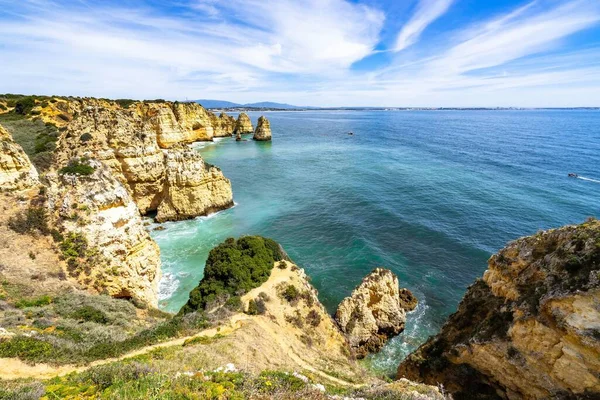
335, 268, 417, 359
397, 220, 600, 400
0, 124, 39, 191
253, 116, 272, 141
234, 112, 253, 135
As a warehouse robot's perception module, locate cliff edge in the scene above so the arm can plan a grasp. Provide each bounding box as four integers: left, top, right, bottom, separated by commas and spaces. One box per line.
398, 219, 600, 400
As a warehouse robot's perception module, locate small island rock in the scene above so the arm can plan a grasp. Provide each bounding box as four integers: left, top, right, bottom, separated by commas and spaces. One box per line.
253, 116, 272, 141
335, 268, 417, 358
234, 112, 253, 135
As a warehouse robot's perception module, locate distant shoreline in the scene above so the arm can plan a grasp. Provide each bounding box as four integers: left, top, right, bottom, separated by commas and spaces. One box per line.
210, 107, 600, 112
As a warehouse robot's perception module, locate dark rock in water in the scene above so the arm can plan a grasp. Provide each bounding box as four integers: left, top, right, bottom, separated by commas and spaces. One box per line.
397, 219, 600, 400
153, 225, 166, 231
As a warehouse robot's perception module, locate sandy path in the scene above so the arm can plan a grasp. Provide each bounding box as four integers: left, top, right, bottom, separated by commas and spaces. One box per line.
0, 314, 250, 381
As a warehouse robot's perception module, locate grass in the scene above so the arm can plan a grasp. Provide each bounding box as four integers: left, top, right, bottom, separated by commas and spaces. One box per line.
0, 112, 58, 171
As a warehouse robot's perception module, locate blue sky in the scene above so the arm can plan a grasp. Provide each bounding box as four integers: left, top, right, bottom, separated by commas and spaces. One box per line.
1, 0, 599, 106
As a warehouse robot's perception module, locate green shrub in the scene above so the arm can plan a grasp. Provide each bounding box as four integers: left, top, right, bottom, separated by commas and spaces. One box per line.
15, 295, 53, 308
246, 299, 259, 315
281, 285, 299, 303
180, 236, 286, 314
79, 132, 93, 142
115, 99, 136, 108
59, 160, 95, 176
59, 232, 88, 259
70, 305, 109, 324
0, 336, 54, 362
14, 97, 36, 115
8, 206, 49, 235
306, 309, 322, 327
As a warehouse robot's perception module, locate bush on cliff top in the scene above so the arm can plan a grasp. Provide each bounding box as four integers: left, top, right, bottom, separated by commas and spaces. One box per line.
180, 236, 287, 314
59, 159, 95, 176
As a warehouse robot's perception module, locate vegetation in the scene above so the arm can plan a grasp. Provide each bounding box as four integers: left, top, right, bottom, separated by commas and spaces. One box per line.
8, 205, 49, 235
180, 236, 287, 314
14, 96, 36, 115
58, 159, 95, 176
0, 112, 58, 171
281, 284, 300, 303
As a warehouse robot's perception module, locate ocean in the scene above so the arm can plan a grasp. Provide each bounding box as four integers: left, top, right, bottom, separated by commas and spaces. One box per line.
149, 110, 600, 375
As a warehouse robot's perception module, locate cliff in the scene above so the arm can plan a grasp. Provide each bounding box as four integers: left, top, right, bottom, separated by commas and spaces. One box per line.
49, 99, 234, 222
253, 115, 272, 141
234, 112, 253, 134
398, 219, 600, 399
0, 124, 39, 191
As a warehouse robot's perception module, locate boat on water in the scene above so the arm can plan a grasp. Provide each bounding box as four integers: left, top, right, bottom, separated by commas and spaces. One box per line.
568, 173, 578, 178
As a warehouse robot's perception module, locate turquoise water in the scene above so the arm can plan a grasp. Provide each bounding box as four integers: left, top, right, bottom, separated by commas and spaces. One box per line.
150, 110, 600, 375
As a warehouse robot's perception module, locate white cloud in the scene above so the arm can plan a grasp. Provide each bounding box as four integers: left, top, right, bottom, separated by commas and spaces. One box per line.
394, 0, 453, 52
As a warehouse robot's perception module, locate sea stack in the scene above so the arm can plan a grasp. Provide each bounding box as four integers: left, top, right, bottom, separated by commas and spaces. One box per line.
234, 112, 253, 135
253, 116, 272, 141
220, 112, 236, 136
335, 268, 417, 358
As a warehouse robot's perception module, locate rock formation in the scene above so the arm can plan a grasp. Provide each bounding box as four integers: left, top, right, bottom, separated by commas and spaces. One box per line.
234, 112, 253, 135
155, 148, 233, 222
335, 268, 417, 358
253, 116, 272, 141
213, 112, 236, 137
0, 124, 39, 191
46, 158, 161, 307
397, 219, 600, 400
52, 99, 234, 222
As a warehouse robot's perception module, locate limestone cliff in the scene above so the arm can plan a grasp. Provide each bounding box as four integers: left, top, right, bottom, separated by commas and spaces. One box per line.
52, 99, 233, 222
156, 147, 233, 222
335, 268, 417, 358
218, 112, 236, 137
253, 116, 272, 141
0, 124, 39, 191
234, 112, 253, 134
397, 219, 600, 400
46, 158, 161, 307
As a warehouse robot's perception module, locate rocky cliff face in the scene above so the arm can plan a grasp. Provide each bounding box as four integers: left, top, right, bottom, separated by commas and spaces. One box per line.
253, 116, 272, 141
0, 124, 39, 191
335, 268, 417, 358
46, 158, 162, 307
51, 99, 233, 222
218, 112, 236, 137
234, 112, 253, 135
397, 219, 600, 400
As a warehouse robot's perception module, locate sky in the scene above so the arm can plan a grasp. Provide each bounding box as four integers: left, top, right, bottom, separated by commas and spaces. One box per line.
1, 0, 600, 107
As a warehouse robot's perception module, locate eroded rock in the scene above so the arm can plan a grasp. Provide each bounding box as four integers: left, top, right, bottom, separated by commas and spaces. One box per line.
397, 219, 600, 400
335, 268, 417, 358
253, 116, 272, 141
234, 112, 253, 135
0, 124, 39, 191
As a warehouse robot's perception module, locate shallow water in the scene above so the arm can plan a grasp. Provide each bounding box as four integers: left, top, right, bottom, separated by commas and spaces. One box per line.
150, 110, 600, 375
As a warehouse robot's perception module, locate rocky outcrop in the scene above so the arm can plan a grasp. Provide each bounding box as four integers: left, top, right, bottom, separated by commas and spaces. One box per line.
219, 112, 236, 136
53, 99, 233, 222
335, 268, 417, 358
234, 112, 253, 135
155, 148, 233, 222
253, 116, 272, 141
0, 124, 39, 191
46, 158, 161, 307
397, 219, 600, 400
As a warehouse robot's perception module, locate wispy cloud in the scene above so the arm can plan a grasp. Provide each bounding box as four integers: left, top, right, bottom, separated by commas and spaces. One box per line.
394, 0, 453, 52
0, 0, 599, 106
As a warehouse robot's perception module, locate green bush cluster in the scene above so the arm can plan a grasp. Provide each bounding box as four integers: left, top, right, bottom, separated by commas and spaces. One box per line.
180, 236, 287, 314
59, 159, 95, 176
14, 96, 36, 115
8, 206, 49, 235
70, 305, 109, 324
0, 336, 54, 362
281, 284, 300, 303
15, 295, 53, 308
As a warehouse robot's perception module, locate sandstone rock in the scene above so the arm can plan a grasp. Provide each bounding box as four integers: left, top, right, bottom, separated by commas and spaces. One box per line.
46, 158, 161, 307
397, 219, 600, 400
234, 112, 253, 135
0, 124, 39, 191
155, 148, 234, 222
335, 268, 417, 358
253, 116, 272, 141
54, 100, 233, 221
219, 112, 236, 136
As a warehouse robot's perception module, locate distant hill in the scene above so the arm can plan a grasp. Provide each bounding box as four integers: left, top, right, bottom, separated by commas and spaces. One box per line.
195, 99, 242, 108
194, 100, 308, 109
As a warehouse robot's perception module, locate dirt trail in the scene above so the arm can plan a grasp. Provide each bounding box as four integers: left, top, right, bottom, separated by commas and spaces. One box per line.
0, 314, 250, 381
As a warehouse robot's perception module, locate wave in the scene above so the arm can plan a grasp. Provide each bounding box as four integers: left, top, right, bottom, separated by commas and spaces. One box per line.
158, 272, 180, 301
577, 176, 600, 184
